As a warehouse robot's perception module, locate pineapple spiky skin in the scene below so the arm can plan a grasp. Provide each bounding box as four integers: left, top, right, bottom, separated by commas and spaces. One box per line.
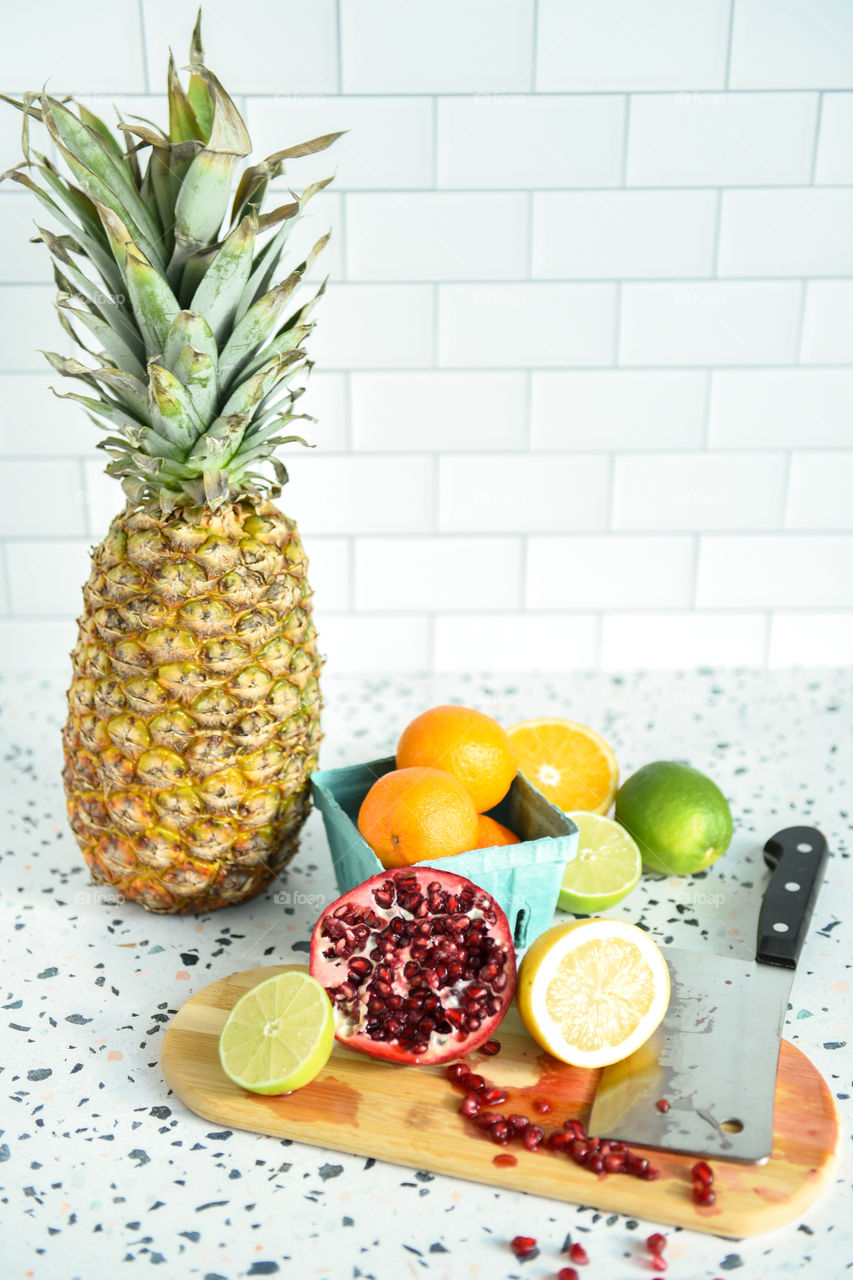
3, 16, 342, 911
62, 501, 322, 912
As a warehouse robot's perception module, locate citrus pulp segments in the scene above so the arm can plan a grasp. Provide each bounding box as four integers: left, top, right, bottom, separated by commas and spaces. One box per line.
558, 812, 642, 913
506, 719, 619, 815
517, 919, 670, 1069
219, 970, 334, 1095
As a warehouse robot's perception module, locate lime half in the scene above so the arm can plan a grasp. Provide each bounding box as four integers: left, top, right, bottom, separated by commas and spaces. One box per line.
219, 971, 334, 1095
559, 812, 642, 914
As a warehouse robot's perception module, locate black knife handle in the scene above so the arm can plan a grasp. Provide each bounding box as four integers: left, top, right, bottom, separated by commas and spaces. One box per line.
756, 826, 829, 968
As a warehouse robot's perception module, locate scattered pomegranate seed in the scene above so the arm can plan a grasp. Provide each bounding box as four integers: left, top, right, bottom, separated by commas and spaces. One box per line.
523, 1125, 544, 1151
650, 1256, 667, 1272
459, 1093, 481, 1118
563, 1118, 586, 1139
507, 1113, 531, 1135
557, 1270, 579, 1280
481, 1039, 501, 1056
641, 1164, 661, 1181
646, 1233, 667, 1254
510, 1235, 538, 1260
533, 1097, 552, 1114
568, 1241, 589, 1265
491, 1120, 511, 1145
464, 1073, 486, 1093
483, 1086, 508, 1105
691, 1159, 714, 1185
493, 1152, 517, 1167
692, 1183, 717, 1206
655, 1097, 671, 1113
445, 1063, 468, 1083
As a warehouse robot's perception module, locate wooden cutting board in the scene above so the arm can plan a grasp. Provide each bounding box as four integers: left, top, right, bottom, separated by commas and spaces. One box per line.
161, 965, 838, 1239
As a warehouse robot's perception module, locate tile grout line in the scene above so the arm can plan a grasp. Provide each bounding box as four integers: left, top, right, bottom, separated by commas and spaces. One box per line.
762, 610, 773, 666
431, 96, 439, 188
690, 534, 701, 610
0, 539, 12, 616
612, 280, 623, 366
525, 190, 534, 279
137, 0, 150, 94
701, 368, 713, 448
712, 187, 724, 277
530, 0, 540, 93
8, 272, 851, 288
5, 605, 853, 619
723, 0, 736, 91
809, 91, 824, 185
620, 95, 631, 187
77, 457, 90, 538
335, 0, 344, 95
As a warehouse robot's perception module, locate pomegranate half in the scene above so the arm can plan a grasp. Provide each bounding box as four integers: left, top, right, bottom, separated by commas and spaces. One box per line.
309, 867, 517, 1065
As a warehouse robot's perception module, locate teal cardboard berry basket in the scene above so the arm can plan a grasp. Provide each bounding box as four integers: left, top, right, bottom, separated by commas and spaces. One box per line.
311, 757, 578, 949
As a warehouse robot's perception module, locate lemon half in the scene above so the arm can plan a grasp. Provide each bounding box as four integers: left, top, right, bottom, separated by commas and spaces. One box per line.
517, 919, 670, 1069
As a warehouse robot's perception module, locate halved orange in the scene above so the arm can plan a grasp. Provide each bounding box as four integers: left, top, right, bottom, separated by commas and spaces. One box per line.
506, 718, 618, 815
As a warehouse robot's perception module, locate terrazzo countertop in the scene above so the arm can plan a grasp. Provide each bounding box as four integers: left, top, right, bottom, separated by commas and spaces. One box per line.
1, 668, 851, 1280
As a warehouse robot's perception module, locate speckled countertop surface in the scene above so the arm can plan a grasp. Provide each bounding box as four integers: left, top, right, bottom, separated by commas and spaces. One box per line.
1, 668, 851, 1280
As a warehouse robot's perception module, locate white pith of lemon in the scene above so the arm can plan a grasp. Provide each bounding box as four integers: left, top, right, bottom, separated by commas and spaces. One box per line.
517, 919, 670, 1069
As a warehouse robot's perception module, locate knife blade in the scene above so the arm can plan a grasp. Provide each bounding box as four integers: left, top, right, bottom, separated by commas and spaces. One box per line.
587, 825, 829, 1162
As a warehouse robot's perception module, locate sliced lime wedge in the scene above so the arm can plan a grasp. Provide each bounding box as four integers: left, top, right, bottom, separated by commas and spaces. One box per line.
559, 812, 642, 914
219, 971, 334, 1095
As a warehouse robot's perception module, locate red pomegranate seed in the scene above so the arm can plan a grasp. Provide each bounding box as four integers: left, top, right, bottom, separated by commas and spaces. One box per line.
656, 1097, 671, 1113
547, 1131, 573, 1151
693, 1183, 716, 1205
628, 1155, 648, 1177
650, 1256, 667, 1272
523, 1126, 544, 1151
568, 1242, 589, 1265
587, 1154, 605, 1173
691, 1159, 714, 1185
481, 1039, 501, 1056
603, 1152, 625, 1172
493, 1152, 517, 1167
482, 1087, 508, 1105
569, 1139, 589, 1165
563, 1119, 586, 1139
459, 1093, 481, 1118
507, 1114, 530, 1135
532, 1097, 552, 1114
490, 1121, 511, 1144
558, 1270, 579, 1280
474, 1111, 501, 1130
641, 1165, 661, 1181
510, 1235, 538, 1259
647, 1233, 667, 1254
464, 1073, 486, 1093
445, 1063, 468, 1083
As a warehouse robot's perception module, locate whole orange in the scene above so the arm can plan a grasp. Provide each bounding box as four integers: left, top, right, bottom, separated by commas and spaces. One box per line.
396, 705, 517, 814
357, 767, 479, 868
472, 814, 520, 849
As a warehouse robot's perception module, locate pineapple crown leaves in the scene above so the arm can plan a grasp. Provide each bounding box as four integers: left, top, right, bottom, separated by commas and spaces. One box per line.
0, 10, 343, 514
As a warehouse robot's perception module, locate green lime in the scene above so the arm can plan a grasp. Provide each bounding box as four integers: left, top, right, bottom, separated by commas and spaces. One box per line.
558, 812, 642, 913
615, 761, 733, 876
219, 970, 334, 1095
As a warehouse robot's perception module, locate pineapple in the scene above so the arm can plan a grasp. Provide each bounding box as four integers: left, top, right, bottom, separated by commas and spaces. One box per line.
1, 19, 341, 912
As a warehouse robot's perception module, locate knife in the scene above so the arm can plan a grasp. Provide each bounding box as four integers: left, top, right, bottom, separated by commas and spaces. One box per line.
587, 825, 829, 1163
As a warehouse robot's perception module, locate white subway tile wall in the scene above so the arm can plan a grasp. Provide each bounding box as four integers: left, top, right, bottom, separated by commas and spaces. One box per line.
0, 0, 851, 675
